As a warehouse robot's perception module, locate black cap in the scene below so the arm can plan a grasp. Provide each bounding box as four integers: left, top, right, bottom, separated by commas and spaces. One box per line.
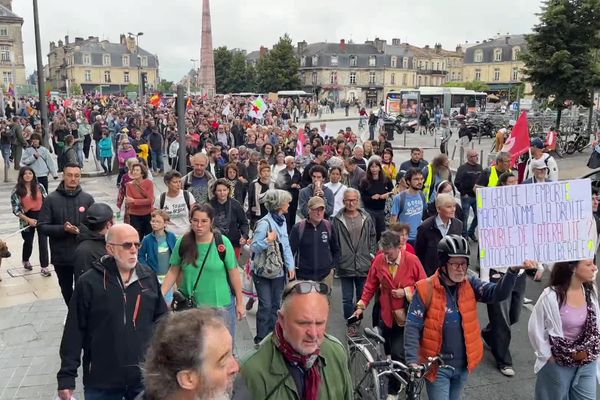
85, 203, 114, 226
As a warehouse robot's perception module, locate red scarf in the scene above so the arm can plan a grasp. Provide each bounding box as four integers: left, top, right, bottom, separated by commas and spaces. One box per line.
273, 321, 321, 400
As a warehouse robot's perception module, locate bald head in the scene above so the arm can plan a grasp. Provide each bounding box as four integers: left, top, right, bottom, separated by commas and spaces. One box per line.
279, 291, 329, 356
106, 224, 140, 270
106, 223, 137, 243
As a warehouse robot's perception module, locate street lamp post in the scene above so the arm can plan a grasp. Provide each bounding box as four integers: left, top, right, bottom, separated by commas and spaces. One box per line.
33, 0, 49, 148
127, 32, 144, 103
188, 58, 198, 96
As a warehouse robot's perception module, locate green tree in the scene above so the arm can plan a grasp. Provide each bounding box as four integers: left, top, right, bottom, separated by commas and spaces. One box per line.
245, 63, 257, 92
226, 51, 249, 93
256, 34, 300, 92
157, 79, 174, 93
124, 83, 139, 93
70, 83, 82, 96
214, 46, 233, 93
521, 0, 600, 127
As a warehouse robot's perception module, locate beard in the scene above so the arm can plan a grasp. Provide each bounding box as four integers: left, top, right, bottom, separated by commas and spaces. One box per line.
196, 385, 233, 400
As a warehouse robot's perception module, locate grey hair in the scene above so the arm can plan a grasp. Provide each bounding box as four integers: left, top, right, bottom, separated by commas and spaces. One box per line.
435, 192, 455, 208
284, 155, 295, 164
343, 187, 360, 199
368, 155, 382, 164
496, 151, 511, 162
327, 156, 344, 169
379, 230, 401, 250
260, 189, 292, 212
142, 309, 227, 400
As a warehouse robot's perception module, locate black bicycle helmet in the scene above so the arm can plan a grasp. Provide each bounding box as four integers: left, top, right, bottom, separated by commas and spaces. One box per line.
437, 234, 470, 266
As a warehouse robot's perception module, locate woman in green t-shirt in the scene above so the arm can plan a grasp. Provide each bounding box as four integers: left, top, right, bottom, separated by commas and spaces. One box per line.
161, 203, 245, 337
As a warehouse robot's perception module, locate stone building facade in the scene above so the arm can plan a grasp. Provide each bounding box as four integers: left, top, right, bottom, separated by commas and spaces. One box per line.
0, 0, 26, 88
47, 34, 159, 94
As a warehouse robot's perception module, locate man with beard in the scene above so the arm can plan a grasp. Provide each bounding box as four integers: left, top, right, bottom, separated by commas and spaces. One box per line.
38, 163, 94, 305
240, 280, 352, 399
57, 224, 167, 400
389, 168, 427, 247
141, 309, 240, 400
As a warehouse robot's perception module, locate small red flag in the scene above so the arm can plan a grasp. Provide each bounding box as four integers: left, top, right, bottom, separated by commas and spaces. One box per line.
501, 111, 530, 167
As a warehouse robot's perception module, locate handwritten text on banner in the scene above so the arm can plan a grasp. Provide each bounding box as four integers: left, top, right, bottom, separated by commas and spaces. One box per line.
476, 179, 596, 269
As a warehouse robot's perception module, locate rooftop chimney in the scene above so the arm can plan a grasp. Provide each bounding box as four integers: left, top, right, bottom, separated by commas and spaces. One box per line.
120, 34, 127, 45
339, 38, 346, 50
374, 37, 386, 53
64, 35, 69, 45
259, 46, 268, 57
435, 43, 442, 53
505, 36, 510, 44
297, 40, 307, 54
58, 40, 63, 48
392, 38, 401, 46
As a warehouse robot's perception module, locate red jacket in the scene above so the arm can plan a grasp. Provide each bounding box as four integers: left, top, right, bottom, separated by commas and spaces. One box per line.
360, 250, 426, 328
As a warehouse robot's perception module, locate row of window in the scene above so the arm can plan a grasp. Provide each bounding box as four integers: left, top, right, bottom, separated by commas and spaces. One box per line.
473, 47, 521, 63
83, 70, 130, 83
79, 53, 148, 67
473, 67, 519, 81
314, 71, 461, 86
302, 54, 460, 69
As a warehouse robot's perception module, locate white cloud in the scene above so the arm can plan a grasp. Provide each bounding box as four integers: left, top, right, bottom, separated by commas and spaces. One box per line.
12, 0, 542, 81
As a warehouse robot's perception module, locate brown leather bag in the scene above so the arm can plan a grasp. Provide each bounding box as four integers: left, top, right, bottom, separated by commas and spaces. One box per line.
393, 308, 407, 327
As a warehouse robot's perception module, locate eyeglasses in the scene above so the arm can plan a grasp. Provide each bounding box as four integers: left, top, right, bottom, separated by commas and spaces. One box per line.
282, 281, 331, 300
447, 261, 468, 269
109, 242, 141, 250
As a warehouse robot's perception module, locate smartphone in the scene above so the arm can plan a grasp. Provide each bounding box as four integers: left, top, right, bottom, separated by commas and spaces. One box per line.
347, 314, 363, 326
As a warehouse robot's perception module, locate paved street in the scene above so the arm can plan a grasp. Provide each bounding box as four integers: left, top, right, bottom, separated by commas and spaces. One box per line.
0, 124, 597, 398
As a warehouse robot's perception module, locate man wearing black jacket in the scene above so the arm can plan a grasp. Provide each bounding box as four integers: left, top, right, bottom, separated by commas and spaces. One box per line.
38, 163, 94, 305
276, 156, 302, 232
454, 149, 482, 242
57, 224, 167, 400
72, 202, 114, 282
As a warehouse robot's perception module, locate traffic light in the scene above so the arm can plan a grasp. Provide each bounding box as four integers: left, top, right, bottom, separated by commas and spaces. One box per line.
141, 72, 148, 96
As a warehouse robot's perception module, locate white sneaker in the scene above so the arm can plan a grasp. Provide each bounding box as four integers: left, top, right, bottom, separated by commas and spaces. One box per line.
500, 366, 515, 377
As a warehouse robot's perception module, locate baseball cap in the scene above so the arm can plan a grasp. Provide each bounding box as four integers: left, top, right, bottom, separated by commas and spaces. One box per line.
85, 203, 114, 226
530, 158, 548, 170
307, 196, 326, 209
531, 138, 544, 149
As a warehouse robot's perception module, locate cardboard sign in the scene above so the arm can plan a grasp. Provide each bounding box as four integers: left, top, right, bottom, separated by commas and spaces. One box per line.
476, 179, 596, 269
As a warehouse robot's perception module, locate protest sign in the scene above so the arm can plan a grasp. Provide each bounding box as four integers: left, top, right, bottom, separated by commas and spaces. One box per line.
476, 179, 596, 269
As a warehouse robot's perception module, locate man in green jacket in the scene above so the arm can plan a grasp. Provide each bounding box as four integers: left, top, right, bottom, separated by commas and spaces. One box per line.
240, 280, 352, 400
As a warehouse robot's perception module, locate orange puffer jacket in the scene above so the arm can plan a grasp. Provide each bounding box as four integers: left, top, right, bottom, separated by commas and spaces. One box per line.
415, 271, 483, 381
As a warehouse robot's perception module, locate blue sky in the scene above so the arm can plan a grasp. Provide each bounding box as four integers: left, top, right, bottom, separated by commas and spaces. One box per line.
13, 0, 542, 81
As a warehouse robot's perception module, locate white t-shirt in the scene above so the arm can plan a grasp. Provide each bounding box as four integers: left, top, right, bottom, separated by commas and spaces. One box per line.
155, 190, 197, 237
325, 182, 347, 216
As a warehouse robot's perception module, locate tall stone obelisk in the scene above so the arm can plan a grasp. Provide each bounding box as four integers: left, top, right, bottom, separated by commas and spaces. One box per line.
198, 0, 216, 97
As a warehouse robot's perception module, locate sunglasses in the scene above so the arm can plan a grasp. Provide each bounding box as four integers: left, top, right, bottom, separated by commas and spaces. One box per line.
109, 242, 141, 250
282, 281, 331, 300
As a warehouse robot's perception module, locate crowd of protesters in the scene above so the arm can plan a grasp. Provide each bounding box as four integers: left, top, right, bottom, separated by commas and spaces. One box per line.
0, 90, 598, 400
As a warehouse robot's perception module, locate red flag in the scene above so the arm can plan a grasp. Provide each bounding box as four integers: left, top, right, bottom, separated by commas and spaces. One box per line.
500, 111, 530, 167
296, 128, 307, 156
150, 94, 161, 107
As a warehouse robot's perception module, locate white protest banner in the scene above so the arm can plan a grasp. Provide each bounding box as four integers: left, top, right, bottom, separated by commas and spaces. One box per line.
476, 179, 596, 269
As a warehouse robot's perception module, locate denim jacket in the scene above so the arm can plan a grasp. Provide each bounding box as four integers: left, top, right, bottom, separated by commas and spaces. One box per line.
251, 213, 294, 277
139, 231, 177, 274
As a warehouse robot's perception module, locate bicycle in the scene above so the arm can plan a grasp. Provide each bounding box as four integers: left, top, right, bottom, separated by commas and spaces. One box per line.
348, 327, 452, 399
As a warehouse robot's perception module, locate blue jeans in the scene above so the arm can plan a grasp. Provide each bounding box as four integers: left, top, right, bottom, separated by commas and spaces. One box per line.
84, 384, 143, 400
151, 149, 163, 172
1, 143, 10, 163
340, 276, 366, 319
535, 360, 597, 400
426, 366, 469, 400
460, 196, 478, 236
223, 295, 237, 342
253, 274, 285, 343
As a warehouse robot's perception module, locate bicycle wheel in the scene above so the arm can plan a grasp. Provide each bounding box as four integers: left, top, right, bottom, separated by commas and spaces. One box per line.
576, 137, 588, 152
349, 344, 380, 400
565, 140, 576, 155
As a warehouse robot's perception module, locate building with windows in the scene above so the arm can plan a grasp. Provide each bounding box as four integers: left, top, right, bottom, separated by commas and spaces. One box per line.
0, 0, 26, 88
462, 35, 527, 94
47, 34, 159, 94
295, 38, 462, 106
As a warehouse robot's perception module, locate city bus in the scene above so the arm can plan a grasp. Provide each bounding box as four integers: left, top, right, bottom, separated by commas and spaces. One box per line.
386, 87, 487, 116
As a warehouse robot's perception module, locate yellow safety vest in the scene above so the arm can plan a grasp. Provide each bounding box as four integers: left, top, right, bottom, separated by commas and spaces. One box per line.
488, 166, 499, 187
423, 164, 434, 202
